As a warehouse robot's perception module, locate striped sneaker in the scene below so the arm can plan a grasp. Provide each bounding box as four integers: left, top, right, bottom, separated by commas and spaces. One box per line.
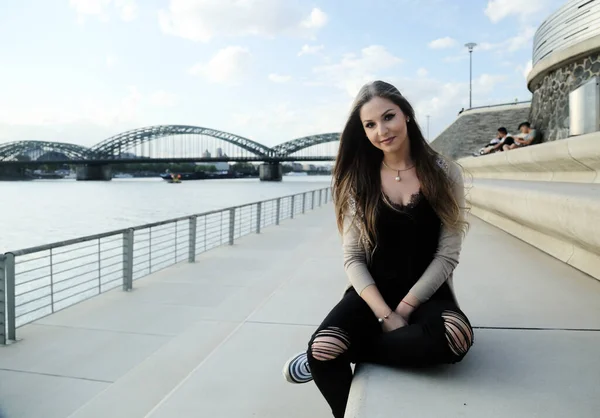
283, 351, 312, 384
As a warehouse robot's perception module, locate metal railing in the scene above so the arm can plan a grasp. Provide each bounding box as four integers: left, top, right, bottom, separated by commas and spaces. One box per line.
0, 186, 331, 344
533, 0, 600, 65
465, 101, 532, 112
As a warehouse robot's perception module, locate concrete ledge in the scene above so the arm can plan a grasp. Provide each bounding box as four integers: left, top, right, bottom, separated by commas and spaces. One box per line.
346, 330, 600, 418
467, 180, 600, 281
458, 132, 600, 183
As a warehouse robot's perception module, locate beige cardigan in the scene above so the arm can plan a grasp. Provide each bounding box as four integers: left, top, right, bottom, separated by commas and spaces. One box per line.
342, 158, 466, 305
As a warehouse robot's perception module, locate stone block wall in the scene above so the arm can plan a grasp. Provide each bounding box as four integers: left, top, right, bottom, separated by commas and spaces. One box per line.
530, 52, 600, 141
429, 105, 531, 160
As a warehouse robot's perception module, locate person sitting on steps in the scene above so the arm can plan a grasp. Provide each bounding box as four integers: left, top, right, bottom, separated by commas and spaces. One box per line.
281, 80, 474, 418
503, 121, 538, 151
478, 127, 510, 155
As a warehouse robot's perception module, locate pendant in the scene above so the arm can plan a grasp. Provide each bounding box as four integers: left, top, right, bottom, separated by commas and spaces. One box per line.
395, 171, 401, 182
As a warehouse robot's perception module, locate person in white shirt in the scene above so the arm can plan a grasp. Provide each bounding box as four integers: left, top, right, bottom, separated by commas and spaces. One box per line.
479, 127, 510, 155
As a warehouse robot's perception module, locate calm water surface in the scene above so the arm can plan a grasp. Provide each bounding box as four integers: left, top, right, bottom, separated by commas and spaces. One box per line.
0, 176, 332, 252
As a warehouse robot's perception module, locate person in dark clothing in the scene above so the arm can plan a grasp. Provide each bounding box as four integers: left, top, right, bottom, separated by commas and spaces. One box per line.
282, 80, 474, 418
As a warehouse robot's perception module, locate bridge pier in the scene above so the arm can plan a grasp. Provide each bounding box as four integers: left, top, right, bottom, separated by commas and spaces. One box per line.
76, 164, 112, 181
259, 162, 282, 182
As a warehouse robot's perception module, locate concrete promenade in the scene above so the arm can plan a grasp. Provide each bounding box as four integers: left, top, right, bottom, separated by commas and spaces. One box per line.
1, 205, 600, 417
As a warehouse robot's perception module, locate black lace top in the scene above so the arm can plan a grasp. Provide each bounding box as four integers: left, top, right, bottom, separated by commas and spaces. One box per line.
368, 190, 453, 306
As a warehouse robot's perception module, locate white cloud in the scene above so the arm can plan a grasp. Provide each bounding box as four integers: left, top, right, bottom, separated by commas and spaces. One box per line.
268, 74, 292, 83
428, 37, 458, 49
484, 0, 553, 23
149, 90, 178, 107
69, 0, 137, 22
106, 54, 117, 69
300, 8, 328, 29
517, 59, 533, 79
81, 86, 142, 126
189, 46, 253, 85
158, 0, 328, 43
313, 45, 403, 97
442, 26, 536, 62
115, 0, 137, 21
504, 26, 537, 52
70, 0, 111, 22
298, 44, 325, 56
232, 100, 347, 146
231, 70, 509, 146
417, 68, 429, 77
0, 86, 143, 130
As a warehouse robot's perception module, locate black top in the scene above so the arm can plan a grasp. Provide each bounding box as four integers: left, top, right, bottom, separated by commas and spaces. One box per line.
368, 190, 453, 307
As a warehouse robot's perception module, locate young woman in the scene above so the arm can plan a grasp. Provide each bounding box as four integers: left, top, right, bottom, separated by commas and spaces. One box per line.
282, 80, 474, 418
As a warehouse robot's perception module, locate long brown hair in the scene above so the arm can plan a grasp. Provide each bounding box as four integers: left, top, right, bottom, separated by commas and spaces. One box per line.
332, 80, 467, 252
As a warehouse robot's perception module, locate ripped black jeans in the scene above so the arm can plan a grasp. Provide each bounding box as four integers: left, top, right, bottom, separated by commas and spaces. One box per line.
306, 287, 474, 418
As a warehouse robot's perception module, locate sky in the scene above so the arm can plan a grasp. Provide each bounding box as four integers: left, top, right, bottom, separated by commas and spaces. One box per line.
0, 0, 567, 149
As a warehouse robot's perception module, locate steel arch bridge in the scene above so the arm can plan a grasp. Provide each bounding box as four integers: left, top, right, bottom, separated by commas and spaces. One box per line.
271, 133, 340, 156
0, 141, 91, 162
91, 125, 274, 159
0, 126, 342, 164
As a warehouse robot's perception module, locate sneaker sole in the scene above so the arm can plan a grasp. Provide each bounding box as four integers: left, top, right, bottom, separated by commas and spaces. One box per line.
283, 352, 313, 384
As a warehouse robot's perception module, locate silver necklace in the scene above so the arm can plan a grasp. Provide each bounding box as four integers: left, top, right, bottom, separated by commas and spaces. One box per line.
381, 161, 415, 182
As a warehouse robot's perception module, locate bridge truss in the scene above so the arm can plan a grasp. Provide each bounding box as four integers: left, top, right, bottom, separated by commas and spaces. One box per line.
272, 133, 340, 160
0, 127, 341, 164
0, 141, 91, 162
90, 125, 275, 160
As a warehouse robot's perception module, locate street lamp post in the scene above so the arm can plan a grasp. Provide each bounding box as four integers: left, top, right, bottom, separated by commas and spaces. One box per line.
465, 42, 477, 109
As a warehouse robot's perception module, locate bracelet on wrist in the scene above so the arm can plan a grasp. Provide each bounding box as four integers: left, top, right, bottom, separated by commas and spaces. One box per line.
377, 309, 393, 324
401, 300, 415, 309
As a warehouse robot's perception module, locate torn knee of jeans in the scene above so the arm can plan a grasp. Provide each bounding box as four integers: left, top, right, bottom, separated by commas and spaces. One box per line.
310, 327, 350, 361
441, 311, 473, 357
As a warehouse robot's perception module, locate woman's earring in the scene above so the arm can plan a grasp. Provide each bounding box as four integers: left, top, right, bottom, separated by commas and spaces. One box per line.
406, 117, 410, 123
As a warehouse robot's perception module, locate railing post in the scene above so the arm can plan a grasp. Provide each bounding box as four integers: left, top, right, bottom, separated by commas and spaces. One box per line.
291, 195, 295, 219
174, 222, 178, 264
229, 208, 235, 245
312, 191, 315, 210
319, 189, 322, 206
276, 198, 281, 225
256, 202, 262, 234
49, 249, 54, 313
4, 253, 15, 342
302, 192, 306, 214
189, 216, 197, 263
0, 254, 6, 345
123, 229, 134, 291
324, 188, 329, 204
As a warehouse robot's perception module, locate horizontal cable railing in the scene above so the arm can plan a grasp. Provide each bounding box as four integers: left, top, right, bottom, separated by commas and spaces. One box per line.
464, 101, 532, 112
0, 186, 331, 344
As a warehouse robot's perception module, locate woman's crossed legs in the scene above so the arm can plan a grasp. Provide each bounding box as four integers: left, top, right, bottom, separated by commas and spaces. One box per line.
306, 288, 473, 418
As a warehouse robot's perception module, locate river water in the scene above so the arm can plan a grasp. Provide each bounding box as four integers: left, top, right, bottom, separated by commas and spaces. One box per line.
0, 175, 332, 253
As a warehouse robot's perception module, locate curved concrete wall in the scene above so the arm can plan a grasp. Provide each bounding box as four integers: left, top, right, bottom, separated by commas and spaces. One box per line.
528, 0, 600, 141
531, 0, 600, 67
458, 135, 600, 281
430, 103, 531, 160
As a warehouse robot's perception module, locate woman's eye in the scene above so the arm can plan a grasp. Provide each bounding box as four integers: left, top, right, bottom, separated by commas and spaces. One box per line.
365, 122, 374, 129
384, 113, 395, 120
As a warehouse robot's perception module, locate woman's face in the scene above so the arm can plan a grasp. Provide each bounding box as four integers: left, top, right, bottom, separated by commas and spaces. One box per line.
359, 96, 409, 155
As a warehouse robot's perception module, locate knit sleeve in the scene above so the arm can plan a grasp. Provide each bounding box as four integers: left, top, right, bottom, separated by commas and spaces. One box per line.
407, 159, 466, 303
342, 200, 376, 295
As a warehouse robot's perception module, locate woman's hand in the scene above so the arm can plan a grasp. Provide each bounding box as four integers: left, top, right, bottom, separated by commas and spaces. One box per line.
381, 311, 408, 332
